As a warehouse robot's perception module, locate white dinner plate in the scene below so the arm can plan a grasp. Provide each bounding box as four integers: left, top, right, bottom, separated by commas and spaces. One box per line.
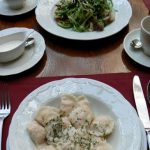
35, 0, 132, 40
123, 28, 150, 68
0, 28, 45, 76
0, 0, 37, 16
7, 78, 142, 150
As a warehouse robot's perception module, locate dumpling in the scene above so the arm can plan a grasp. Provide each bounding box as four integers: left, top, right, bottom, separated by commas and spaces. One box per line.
69, 105, 94, 128
74, 144, 81, 150
27, 121, 46, 145
89, 116, 115, 137
77, 95, 90, 107
38, 145, 56, 150
35, 106, 60, 126
62, 117, 71, 128
95, 142, 112, 150
60, 94, 77, 116
45, 116, 63, 145
89, 136, 103, 148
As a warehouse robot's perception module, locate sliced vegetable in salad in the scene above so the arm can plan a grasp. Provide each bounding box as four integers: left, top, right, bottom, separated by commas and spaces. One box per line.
54, 0, 115, 32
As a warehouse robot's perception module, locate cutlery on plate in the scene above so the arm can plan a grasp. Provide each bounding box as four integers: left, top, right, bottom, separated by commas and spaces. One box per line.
25, 37, 34, 47
0, 86, 11, 150
130, 39, 142, 49
133, 75, 150, 149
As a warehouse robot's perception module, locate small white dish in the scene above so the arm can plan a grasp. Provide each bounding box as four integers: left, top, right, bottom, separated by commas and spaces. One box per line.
123, 28, 150, 68
35, 0, 132, 40
7, 78, 142, 150
0, 0, 37, 16
0, 27, 45, 76
0, 30, 33, 63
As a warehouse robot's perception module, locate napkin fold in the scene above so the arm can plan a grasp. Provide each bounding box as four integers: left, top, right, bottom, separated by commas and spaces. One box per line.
2, 72, 150, 150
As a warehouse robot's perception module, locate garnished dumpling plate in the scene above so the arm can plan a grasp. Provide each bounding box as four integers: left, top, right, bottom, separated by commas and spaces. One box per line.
8, 78, 141, 150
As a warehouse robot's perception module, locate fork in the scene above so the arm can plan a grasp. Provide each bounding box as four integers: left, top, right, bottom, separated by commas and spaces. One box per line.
0, 86, 11, 150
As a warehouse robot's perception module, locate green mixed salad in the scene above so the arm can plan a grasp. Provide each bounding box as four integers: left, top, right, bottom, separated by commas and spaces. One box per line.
54, 0, 115, 32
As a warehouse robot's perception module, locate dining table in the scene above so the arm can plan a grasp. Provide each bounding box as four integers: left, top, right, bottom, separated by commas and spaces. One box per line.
0, 0, 150, 150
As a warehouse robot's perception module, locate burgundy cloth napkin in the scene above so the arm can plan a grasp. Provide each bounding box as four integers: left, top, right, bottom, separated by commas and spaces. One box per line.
2, 72, 150, 150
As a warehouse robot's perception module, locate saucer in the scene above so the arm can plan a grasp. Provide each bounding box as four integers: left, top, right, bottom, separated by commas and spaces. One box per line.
0, 28, 45, 76
0, 0, 37, 16
123, 28, 150, 68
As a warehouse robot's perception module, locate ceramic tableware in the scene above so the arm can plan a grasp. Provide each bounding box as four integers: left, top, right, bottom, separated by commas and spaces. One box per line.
35, 0, 132, 40
140, 16, 150, 56
0, 30, 34, 63
7, 78, 142, 150
123, 28, 150, 68
0, 28, 45, 76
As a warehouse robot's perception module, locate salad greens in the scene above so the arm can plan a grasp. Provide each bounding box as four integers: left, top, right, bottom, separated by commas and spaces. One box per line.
54, 0, 115, 32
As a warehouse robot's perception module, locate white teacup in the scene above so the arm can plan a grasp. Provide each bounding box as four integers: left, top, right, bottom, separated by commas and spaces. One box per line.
5, 0, 26, 10
140, 16, 150, 56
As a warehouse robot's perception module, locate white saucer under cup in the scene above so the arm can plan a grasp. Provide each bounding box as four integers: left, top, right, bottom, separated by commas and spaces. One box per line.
0, 28, 46, 76
123, 28, 150, 68
140, 16, 150, 56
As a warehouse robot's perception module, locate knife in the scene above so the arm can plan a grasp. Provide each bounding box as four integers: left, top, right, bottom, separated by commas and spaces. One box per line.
133, 75, 150, 149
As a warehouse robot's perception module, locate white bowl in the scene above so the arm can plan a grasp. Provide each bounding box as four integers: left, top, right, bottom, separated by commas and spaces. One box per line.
0, 31, 27, 63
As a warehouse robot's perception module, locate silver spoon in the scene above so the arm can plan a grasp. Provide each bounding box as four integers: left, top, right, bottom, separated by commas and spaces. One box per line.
130, 39, 142, 49
25, 37, 34, 47
147, 80, 150, 104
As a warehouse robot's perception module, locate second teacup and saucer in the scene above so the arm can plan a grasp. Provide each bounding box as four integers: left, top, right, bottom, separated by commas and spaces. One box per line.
123, 16, 150, 68
0, 0, 37, 16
